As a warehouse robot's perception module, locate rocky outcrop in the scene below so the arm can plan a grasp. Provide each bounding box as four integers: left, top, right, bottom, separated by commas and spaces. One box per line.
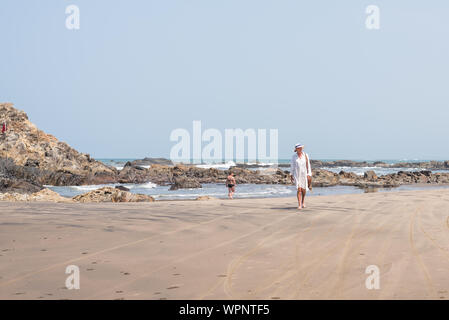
0, 156, 96, 191
115, 185, 130, 191
73, 187, 155, 203
129, 157, 173, 166
0, 186, 155, 203
0, 103, 117, 186
117, 162, 153, 184
115, 163, 290, 186
312, 169, 449, 189
384, 170, 449, 185
279, 159, 449, 171
0, 188, 72, 202
364, 170, 378, 181
311, 160, 377, 168
169, 176, 202, 190
115, 163, 449, 190
0, 157, 43, 192
31, 188, 73, 202
387, 161, 449, 170
312, 169, 340, 187
0, 177, 43, 194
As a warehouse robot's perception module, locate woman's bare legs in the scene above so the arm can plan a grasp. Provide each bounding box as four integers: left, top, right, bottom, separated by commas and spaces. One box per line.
301, 188, 307, 208
297, 188, 303, 209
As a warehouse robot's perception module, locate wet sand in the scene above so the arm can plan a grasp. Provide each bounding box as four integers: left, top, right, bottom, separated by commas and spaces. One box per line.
1, 189, 449, 300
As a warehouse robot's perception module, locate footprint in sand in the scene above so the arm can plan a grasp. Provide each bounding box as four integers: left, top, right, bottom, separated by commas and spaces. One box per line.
120, 272, 130, 276
217, 274, 227, 278
81, 252, 88, 255
115, 290, 123, 294
41, 249, 47, 252
154, 292, 161, 295
271, 297, 280, 300
14, 292, 25, 295
86, 268, 95, 271
166, 286, 179, 290
172, 273, 181, 276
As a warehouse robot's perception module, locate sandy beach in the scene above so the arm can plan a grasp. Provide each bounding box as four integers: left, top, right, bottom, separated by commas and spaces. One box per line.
1, 189, 449, 300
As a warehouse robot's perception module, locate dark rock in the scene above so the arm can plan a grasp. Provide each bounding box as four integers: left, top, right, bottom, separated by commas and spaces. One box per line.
364, 170, 378, 181
24, 159, 40, 167
0, 177, 43, 194
311, 160, 371, 168
339, 171, 358, 179
312, 169, 339, 187
420, 170, 432, 177
169, 177, 202, 190
118, 164, 153, 184
73, 187, 154, 203
129, 157, 174, 166
115, 185, 130, 191
307, 159, 449, 171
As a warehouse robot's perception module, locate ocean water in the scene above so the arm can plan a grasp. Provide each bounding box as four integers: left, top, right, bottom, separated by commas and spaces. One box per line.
44, 158, 449, 200
47, 182, 449, 201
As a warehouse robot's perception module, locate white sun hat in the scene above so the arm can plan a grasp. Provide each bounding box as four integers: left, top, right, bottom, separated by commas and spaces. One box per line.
294, 143, 304, 149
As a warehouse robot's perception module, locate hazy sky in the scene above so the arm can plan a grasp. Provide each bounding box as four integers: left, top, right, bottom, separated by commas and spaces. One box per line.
1, 0, 448, 160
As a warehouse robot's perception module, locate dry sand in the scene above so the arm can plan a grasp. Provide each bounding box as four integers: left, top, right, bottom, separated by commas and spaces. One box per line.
1, 189, 449, 300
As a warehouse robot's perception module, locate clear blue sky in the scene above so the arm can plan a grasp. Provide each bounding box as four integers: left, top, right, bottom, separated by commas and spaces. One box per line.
1, 0, 448, 160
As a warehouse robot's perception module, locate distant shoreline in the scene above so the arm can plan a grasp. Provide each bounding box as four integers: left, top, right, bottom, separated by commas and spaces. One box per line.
99, 158, 449, 171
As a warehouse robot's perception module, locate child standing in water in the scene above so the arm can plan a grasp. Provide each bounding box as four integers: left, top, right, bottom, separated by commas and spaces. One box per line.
226, 172, 236, 199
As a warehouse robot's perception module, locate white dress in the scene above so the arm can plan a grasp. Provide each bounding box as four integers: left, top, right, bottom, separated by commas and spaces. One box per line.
290, 152, 312, 190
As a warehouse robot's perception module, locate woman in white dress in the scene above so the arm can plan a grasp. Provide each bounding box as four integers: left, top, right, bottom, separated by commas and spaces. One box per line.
290, 143, 312, 210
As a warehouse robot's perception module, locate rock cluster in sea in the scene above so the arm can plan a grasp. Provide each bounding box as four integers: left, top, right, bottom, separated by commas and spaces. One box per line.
119, 164, 449, 189
312, 169, 449, 188
73, 187, 154, 203
307, 159, 449, 170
